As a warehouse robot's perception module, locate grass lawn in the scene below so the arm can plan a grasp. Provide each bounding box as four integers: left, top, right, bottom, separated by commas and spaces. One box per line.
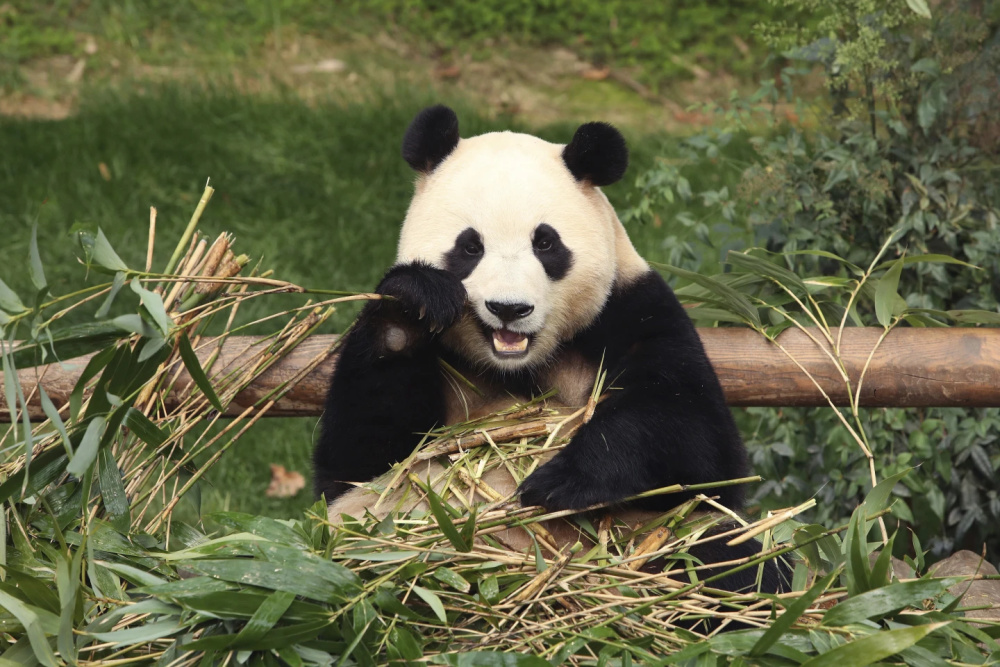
0, 83, 750, 518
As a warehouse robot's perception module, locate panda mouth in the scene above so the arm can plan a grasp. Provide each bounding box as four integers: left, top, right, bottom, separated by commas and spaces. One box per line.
491, 329, 531, 356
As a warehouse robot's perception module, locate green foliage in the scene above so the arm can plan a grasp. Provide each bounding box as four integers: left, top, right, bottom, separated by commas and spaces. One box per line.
629, 0, 1000, 563
354, 0, 794, 82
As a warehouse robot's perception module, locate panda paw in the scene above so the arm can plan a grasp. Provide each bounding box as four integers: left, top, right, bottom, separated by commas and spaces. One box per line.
373, 262, 467, 347
518, 454, 611, 512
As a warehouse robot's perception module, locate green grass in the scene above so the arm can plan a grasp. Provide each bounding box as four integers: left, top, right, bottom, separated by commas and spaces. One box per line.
0, 84, 744, 517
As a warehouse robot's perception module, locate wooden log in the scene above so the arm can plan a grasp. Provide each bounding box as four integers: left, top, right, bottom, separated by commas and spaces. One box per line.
1, 327, 999, 422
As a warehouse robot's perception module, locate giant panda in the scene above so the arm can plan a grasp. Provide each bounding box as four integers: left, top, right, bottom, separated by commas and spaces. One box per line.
313, 105, 784, 595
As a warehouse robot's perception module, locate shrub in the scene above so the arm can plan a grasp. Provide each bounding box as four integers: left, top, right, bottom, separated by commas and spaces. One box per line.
627, 0, 1000, 562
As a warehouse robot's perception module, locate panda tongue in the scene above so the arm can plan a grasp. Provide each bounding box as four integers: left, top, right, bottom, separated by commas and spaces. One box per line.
493, 329, 528, 353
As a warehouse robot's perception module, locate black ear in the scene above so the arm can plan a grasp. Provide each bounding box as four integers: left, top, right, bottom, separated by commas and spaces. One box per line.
562, 122, 628, 186
402, 105, 460, 173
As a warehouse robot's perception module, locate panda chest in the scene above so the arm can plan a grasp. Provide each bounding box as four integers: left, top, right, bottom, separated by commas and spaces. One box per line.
442, 349, 599, 424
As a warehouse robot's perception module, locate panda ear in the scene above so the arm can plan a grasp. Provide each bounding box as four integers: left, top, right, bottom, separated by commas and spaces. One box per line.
562, 122, 629, 186
402, 105, 460, 173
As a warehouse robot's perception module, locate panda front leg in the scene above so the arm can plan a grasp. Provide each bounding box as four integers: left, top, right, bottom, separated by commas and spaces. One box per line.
518, 270, 749, 513
313, 262, 466, 502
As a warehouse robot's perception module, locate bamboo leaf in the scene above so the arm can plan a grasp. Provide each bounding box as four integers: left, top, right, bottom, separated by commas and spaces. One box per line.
874, 254, 978, 271
67, 416, 106, 477
93, 228, 129, 272
822, 578, 963, 626
751, 570, 839, 656
98, 447, 131, 531
232, 590, 296, 645
178, 331, 224, 412
802, 623, 947, 667
653, 263, 761, 327
905, 0, 932, 19
412, 585, 447, 623
863, 468, 912, 515
38, 386, 72, 456
123, 407, 168, 447
130, 280, 172, 335
96, 272, 128, 319
88, 620, 183, 645
947, 309, 1000, 325
434, 653, 552, 667
0, 589, 59, 667
424, 485, 471, 553
0, 278, 27, 314
727, 250, 807, 293
10, 322, 121, 368
875, 257, 905, 327
70, 345, 116, 422
433, 567, 472, 593
28, 224, 47, 292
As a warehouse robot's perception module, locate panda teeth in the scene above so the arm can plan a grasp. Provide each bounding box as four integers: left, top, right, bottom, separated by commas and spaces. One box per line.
492, 330, 529, 354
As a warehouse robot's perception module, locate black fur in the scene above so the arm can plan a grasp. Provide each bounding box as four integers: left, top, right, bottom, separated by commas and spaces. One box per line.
402, 105, 460, 173
532, 223, 573, 280
562, 122, 629, 186
443, 227, 484, 279
313, 262, 465, 501
518, 270, 748, 511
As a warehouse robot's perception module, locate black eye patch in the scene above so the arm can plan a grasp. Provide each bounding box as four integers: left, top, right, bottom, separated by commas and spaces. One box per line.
533, 223, 572, 280
443, 227, 484, 279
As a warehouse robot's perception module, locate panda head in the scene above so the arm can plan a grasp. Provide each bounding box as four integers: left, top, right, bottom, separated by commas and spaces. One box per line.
396, 105, 645, 371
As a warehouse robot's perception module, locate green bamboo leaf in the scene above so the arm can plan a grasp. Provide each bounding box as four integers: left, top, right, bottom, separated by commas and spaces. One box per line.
863, 468, 912, 515
459, 506, 478, 547
412, 585, 447, 623
823, 578, 963, 626
727, 250, 807, 293
905, 0, 932, 19
123, 407, 168, 447
67, 416, 106, 477
786, 249, 865, 276
93, 228, 129, 272
875, 257, 905, 327
434, 653, 552, 667
803, 622, 947, 667
88, 620, 183, 645
111, 313, 159, 338
0, 589, 59, 667
28, 224, 47, 292
653, 263, 761, 327
70, 345, 116, 422
96, 272, 128, 319
0, 279, 27, 314
874, 254, 979, 271
844, 511, 872, 596
98, 447, 131, 531
38, 386, 72, 456
10, 323, 122, 369
232, 590, 296, 645
947, 309, 1000, 325
433, 567, 472, 593
424, 485, 471, 552
178, 331, 224, 412
751, 570, 839, 656
130, 280, 172, 335
184, 558, 357, 604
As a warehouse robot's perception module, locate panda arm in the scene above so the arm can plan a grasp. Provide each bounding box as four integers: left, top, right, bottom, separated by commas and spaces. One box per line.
518, 270, 749, 512
312, 262, 465, 501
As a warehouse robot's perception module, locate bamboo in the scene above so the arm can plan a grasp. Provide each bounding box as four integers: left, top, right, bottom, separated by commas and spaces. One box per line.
2, 327, 999, 421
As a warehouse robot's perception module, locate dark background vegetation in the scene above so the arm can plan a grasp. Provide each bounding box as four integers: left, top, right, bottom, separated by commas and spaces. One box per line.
2, 0, 999, 566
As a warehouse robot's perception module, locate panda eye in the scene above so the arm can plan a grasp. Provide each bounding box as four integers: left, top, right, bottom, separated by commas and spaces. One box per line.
534, 237, 553, 252
464, 242, 483, 256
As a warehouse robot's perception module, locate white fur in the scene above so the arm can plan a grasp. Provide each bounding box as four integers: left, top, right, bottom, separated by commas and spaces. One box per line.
397, 131, 648, 371
328, 128, 651, 527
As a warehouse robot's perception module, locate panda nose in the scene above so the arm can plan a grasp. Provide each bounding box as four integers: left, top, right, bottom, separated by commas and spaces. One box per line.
486, 301, 534, 322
